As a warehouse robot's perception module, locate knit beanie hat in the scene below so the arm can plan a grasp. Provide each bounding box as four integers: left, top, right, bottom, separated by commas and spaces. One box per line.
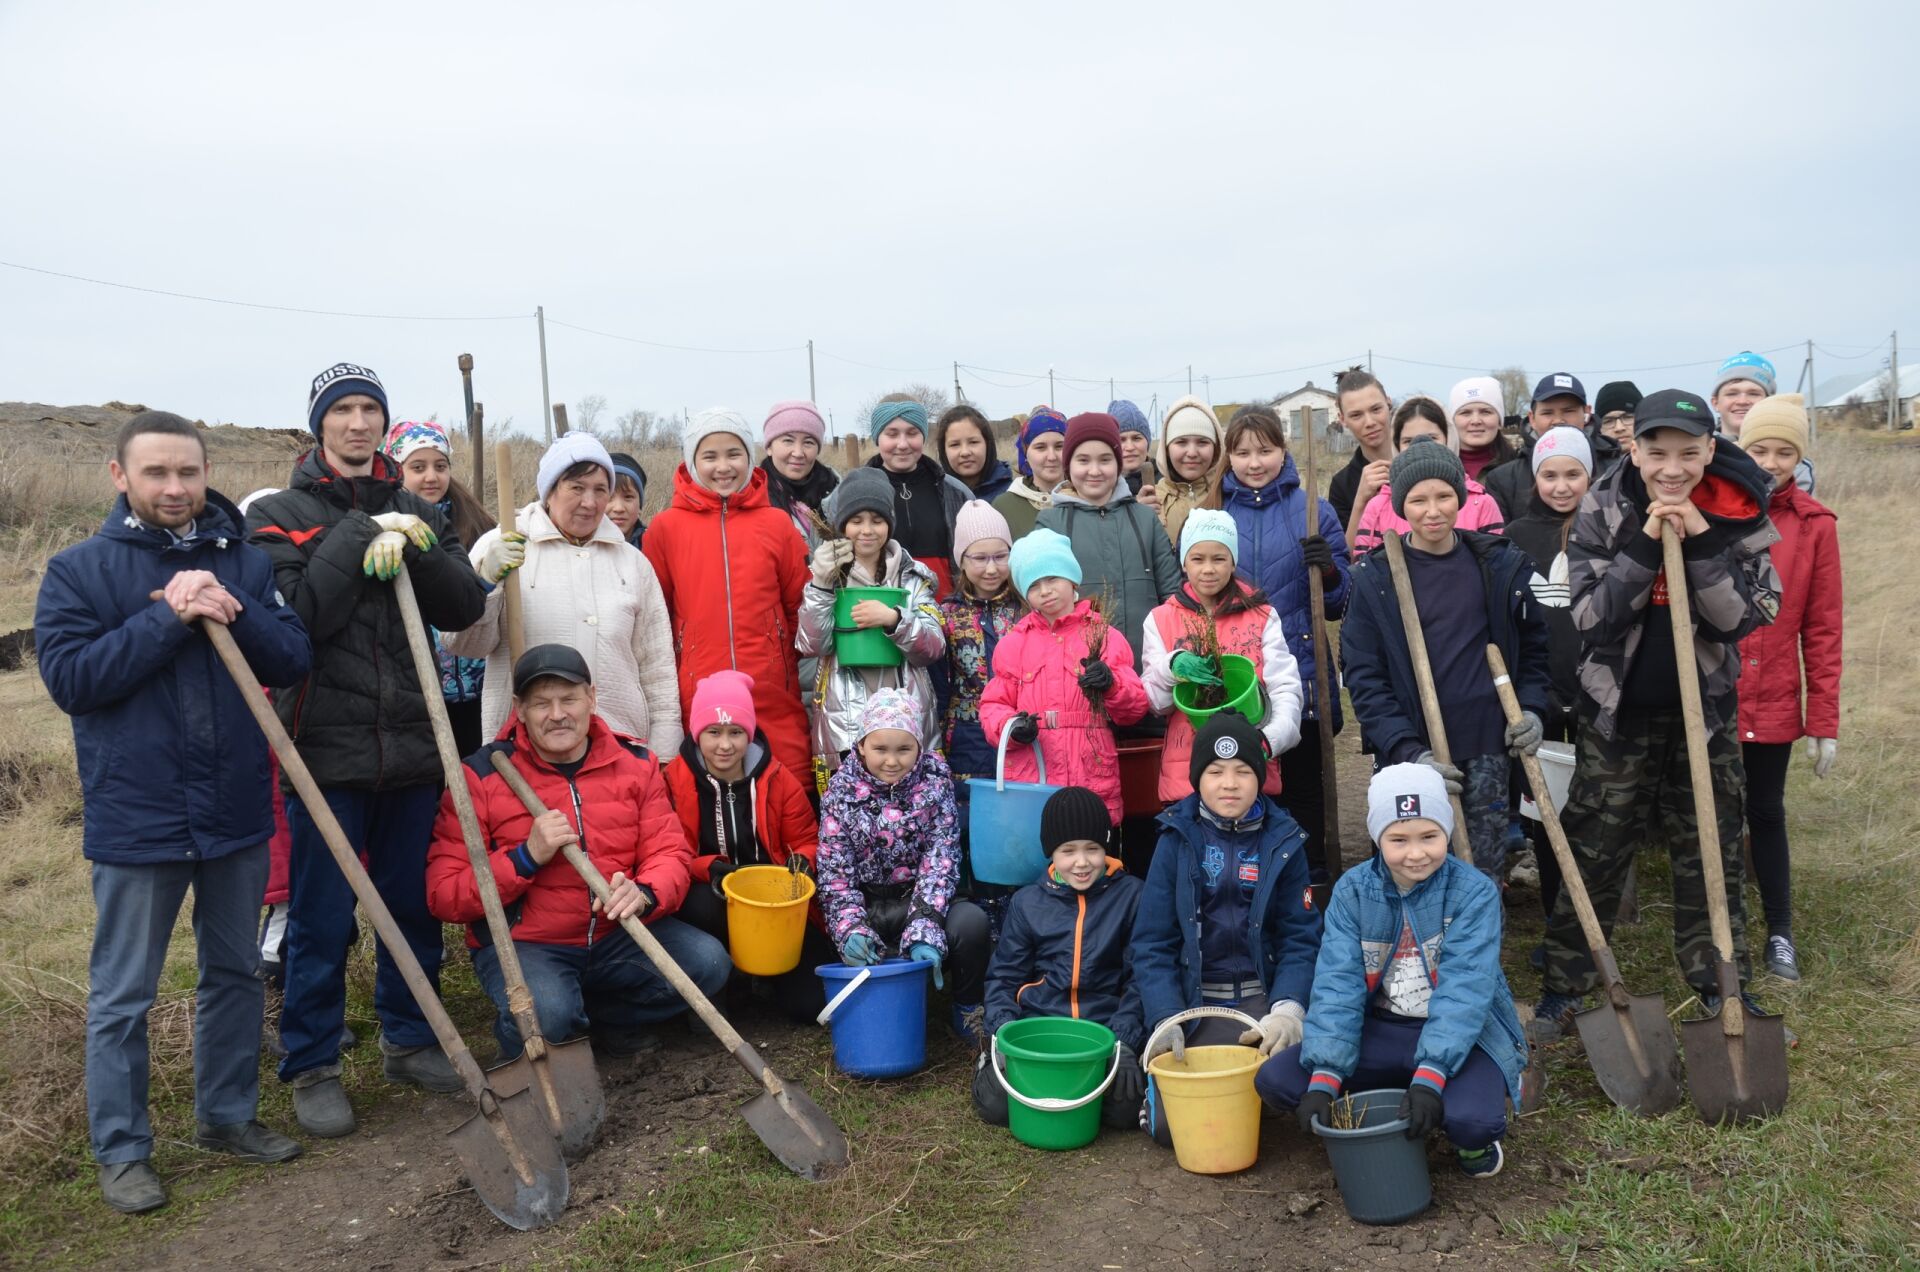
1366, 762, 1455, 845
1178, 508, 1238, 564
1738, 393, 1810, 456
608, 450, 647, 501
307, 362, 388, 438
384, 419, 450, 465
536, 432, 615, 502
763, 400, 826, 447
1108, 399, 1151, 440
1015, 407, 1068, 477
1010, 527, 1082, 597
1594, 381, 1643, 420
828, 465, 895, 532
869, 399, 928, 442
951, 498, 1012, 563
1063, 412, 1122, 466
683, 408, 757, 477
1040, 786, 1111, 858
1713, 351, 1777, 398
1388, 436, 1468, 518
857, 688, 923, 744
1530, 426, 1593, 476
689, 669, 757, 740
1189, 713, 1268, 789
1162, 396, 1219, 446
1447, 376, 1504, 428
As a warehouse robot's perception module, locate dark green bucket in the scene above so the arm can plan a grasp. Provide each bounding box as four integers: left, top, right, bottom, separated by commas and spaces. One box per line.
1172, 653, 1263, 728
832, 586, 908, 667
992, 1017, 1118, 1151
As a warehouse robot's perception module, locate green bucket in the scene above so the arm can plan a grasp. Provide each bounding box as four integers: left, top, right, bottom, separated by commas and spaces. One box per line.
832, 586, 908, 667
1172, 652, 1264, 729
992, 1017, 1119, 1151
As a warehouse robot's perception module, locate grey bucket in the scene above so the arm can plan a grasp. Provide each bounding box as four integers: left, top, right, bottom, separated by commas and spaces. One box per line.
1309, 1088, 1433, 1225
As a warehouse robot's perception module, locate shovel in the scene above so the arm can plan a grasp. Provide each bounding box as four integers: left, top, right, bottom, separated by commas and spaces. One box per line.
1381, 531, 1471, 861
393, 563, 605, 1159
1294, 405, 1346, 903
200, 618, 566, 1230
1661, 524, 1789, 1124
488, 752, 851, 1181
1484, 645, 1681, 1116
495, 442, 527, 668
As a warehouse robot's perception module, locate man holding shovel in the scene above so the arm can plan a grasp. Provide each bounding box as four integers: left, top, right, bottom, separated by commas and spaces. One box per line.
36, 411, 312, 1212
1530, 390, 1781, 1041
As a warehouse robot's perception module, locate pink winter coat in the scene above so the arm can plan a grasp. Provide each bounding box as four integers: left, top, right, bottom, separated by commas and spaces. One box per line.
978, 599, 1149, 824
1736, 482, 1841, 744
1349, 479, 1506, 553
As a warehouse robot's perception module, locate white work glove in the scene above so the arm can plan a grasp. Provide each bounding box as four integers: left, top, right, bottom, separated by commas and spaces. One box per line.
1237, 1001, 1306, 1057
476, 530, 528, 584
1805, 737, 1837, 780
362, 531, 407, 581
1504, 710, 1544, 758
809, 537, 853, 586
372, 511, 437, 551
1414, 750, 1463, 797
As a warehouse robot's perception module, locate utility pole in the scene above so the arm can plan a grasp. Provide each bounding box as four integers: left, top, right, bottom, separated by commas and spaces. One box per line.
1188, 365, 1193, 394
537, 305, 553, 445
1109, 377, 1115, 402
808, 339, 816, 402
1048, 365, 1055, 405
1367, 348, 1374, 375
1203, 374, 1211, 403
1891, 331, 1901, 432
954, 361, 965, 404
1805, 338, 1817, 444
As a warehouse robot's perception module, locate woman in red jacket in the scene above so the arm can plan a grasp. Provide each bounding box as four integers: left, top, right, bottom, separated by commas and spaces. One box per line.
644, 409, 811, 778
1736, 396, 1841, 983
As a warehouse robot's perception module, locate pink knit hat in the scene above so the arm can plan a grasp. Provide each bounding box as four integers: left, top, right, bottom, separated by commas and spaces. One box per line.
951, 499, 1012, 562
689, 670, 757, 738
763, 400, 826, 447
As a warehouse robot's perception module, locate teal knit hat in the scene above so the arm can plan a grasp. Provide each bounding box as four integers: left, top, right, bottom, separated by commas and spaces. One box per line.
1010, 527, 1082, 598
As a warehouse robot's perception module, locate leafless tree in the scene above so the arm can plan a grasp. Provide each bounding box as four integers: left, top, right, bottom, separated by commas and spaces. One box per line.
572, 394, 608, 435
609, 408, 672, 448
855, 383, 952, 432
1491, 367, 1530, 417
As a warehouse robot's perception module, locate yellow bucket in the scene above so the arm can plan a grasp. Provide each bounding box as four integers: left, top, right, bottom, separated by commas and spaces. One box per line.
1145, 1009, 1265, 1174
720, 865, 816, 976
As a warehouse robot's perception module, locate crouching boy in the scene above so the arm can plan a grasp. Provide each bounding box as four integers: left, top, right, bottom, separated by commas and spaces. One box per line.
974, 787, 1147, 1129
1254, 764, 1528, 1177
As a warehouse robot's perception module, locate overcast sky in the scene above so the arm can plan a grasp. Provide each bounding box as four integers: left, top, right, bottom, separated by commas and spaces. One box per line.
2, 2, 1913, 441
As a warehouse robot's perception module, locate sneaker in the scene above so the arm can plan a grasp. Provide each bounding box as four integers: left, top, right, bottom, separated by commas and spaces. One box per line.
1507, 847, 1540, 890
383, 1043, 465, 1093
291, 1077, 356, 1138
1699, 992, 1798, 1047
950, 1002, 988, 1050
1458, 1141, 1505, 1178
99, 1160, 167, 1214
194, 1119, 303, 1164
1765, 935, 1802, 983
1526, 992, 1585, 1043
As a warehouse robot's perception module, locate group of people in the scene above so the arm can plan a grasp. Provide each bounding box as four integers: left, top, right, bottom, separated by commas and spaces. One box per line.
39, 344, 1840, 1214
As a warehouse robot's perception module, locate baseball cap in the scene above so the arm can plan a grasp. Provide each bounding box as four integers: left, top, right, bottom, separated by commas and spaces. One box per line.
1632, 389, 1715, 439
1531, 372, 1587, 405
512, 643, 593, 695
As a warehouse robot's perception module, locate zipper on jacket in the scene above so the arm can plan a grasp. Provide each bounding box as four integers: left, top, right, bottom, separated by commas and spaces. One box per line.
1070, 893, 1086, 1018
719, 500, 738, 669
567, 776, 597, 945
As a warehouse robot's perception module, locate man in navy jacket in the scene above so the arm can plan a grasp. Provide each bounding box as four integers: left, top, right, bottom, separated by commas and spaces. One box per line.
36, 411, 312, 1213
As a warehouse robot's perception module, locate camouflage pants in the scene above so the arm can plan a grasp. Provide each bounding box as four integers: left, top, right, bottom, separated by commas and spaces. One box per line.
1460, 752, 1511, 884
1541, 708, 1749, 996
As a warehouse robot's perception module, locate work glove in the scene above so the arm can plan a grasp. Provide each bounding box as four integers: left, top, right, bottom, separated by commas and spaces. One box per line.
1007, 713, 1039, 746
1236, 1000, 1306, 1058
477, 530, 528, 584
1296, 1088, 1335, 1135
708, 859, 738, 897
840, 933, 882, 967
372, 511, 437, 552
809, 537, 853, 586
362, 531, 407, 580
1398, 1084, 1444, 1141
1298, 534, 1337, 578
1109, 1043, 1145, 1113
1805, 737, 1837, 779
1504, 710, 1544, 758
906, 942, 944, 990
1414, 750, 1464, 798
1077, 657, 1114, 696
1170, 650, 1222, 687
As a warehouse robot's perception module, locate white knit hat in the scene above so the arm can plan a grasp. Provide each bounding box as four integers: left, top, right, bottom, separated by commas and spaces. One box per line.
683, 408, 757, 477
1448, 376, 1505, 424
535, 432, 615, 501
1178, 508, 1238, 564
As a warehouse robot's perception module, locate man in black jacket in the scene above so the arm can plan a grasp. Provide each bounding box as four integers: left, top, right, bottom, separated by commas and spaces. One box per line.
246, 363, 487, 1137
1481, 373, 1592, 518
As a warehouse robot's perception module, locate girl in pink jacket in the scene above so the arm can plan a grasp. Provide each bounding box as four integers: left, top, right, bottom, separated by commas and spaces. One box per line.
1350, 398, 1505, 553
979, 528, 1148, 826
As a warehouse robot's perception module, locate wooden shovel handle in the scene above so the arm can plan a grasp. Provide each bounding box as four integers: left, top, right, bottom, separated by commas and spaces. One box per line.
1381, 531, 1472, 860
495, 441, 526, 668
1296, 407, 1344, 885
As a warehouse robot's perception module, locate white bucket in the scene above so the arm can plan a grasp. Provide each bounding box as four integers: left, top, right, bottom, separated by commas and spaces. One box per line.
1520, 742, 1576, 821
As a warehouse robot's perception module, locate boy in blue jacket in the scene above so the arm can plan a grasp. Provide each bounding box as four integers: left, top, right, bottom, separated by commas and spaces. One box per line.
974, 787, 1146, 1129
1255, 764, 1528, 1178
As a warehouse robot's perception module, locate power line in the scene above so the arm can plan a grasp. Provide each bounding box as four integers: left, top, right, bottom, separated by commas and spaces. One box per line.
544, 316, 804, 356
1812, 340, 1891, 360
0, 258, 529, 321
812, 347, 948, 375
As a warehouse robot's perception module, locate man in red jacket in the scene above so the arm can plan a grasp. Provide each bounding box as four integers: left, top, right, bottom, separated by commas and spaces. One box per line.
426, 644, 729, 1058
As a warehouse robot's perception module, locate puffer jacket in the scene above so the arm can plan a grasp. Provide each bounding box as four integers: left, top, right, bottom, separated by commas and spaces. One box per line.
37, 492, 312, 864
424, 715, 693, 947
864, 455, 971, 597
1301, 852, 1528, 1101
937, 588, 1025, 778
662, 733, 819, 883
1736, 481, 1840, 744
1220, 456, 1352, 727
795, 542, 945, 766
448, 499, 679, 752
643, 465, 810, 778
247, 449, 486, 790
1131, 794, 1322, 1032
977, 599, 1150, 824
986, 861, 1146, 1052
1348, 478, 1507, 553
816, 748, 961, 956
1569, 444, 1780, 740
1035, 483, 1182, 674
1479, 431, 1544, 520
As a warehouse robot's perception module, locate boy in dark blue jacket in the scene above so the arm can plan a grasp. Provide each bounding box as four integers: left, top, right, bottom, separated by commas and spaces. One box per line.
1255, 764, 1528, 1178
974, 787, 1146, 1129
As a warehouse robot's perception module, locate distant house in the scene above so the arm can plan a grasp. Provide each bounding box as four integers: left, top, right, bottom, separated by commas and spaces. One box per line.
1818, 362, 1919, 430
1269, 382, 1348, 455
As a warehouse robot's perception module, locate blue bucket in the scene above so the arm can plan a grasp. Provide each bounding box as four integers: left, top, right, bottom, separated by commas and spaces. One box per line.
964, 721, 1059, 887
816, 959, 931, 1079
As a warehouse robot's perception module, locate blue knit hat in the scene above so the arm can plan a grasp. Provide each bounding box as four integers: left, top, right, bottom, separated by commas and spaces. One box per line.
1108, 399, 1151, 441
1015, 408, 1068, 477
1010, 527, 1082, 598
307, 362, 389, 438
869, 399, 928, 442
1713, 350, 1777, 398
1178, 508, 1238, 564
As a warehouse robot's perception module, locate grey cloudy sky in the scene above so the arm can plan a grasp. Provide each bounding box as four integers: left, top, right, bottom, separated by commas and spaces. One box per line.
2, 1, 1913, 441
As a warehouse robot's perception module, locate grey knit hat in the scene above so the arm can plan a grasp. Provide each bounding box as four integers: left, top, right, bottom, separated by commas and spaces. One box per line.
829, 465, 895, 532
1389, 437, 1468, 518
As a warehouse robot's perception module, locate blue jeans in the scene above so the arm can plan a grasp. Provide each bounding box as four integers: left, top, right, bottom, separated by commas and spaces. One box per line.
278, 784, 444, 1081
87, 844, 269, 1163
471, 918, 731, 1059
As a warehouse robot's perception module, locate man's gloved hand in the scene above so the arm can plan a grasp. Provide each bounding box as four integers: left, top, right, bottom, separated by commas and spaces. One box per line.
1414, 750, 1464, 797
1077, 657, 1114, 696
372, 511, 437, 551
1299, 534, 1337, 577
1398, 1085, 1444, 1141
362, 531, 407, 580
1236, 1000, 1306, 1057
1296, 1088, 1335, 1135
1805, 736, 1837, 779
906, 942, 944, 990
1170, 650, 1222, 686
708, 859, 738, 897
1110, 1043, 1145, 1112
1505, 710, 1544, 758
809, 538, 853, 586
1007, 713, 1039, 746
477, 530, 527, 584
840, 933, 882, 967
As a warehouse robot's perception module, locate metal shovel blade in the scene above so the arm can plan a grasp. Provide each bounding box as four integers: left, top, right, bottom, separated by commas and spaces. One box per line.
742, 1083, 849, 1182
482, 1037, 607, 1160
1574, 993, 1684, 1117
1682, 1000, 1790, 1126
447, 1087, 570, 1232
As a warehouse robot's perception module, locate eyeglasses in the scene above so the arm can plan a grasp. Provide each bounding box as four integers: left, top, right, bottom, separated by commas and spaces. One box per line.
961, 552, 1010, 567
1601, 412, 1635, 426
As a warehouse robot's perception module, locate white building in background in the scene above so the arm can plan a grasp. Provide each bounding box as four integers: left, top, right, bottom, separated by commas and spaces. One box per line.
1818, 362, 1919, 428
1270, 381, 1347, 453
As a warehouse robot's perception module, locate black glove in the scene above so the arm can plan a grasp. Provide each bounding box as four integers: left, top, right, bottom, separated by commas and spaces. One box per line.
1109, 1044, 1145, 1113
708, 859, 738, 897
1077, 658, 1114, 695
1008, 713, 1039, 745
1398, 1085, 1444, 1141
1299, 534, 1336, 576
1296, 1088, 1335, 1135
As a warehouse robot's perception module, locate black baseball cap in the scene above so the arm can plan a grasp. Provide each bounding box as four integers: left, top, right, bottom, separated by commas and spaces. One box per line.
512, 643, 593, 695
1531, 372, 1587, 405
1632, 388, 1715, 438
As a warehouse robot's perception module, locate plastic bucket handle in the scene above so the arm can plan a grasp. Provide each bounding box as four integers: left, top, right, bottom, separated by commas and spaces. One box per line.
995, 715, 1047, 789
1143, 1006, 1262, 1068
989, 1033, 1123, 1113
816, 966, 872, 1025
